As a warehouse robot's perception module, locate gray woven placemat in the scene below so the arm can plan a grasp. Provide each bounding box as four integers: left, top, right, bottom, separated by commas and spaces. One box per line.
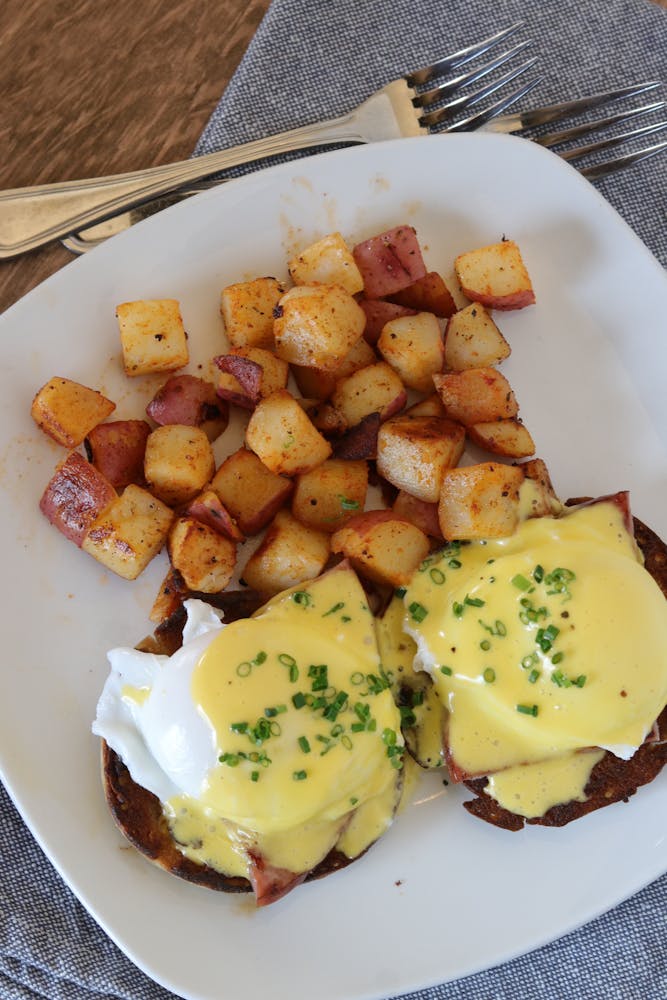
2, 0, 666, 998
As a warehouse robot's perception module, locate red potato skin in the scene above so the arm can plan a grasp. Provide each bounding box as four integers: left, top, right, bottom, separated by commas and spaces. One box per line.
39, 452, 116, 547
352, 226, 427, 299
392, 490, 443, 539
214, 355, 263, 408
359, 300, 417, 346
85, 419, 151, 489
184, 492, 245, 542
387, 272, 457, 319
458, 286, 535, 311
331, 412, 381, 460
146, 374, 229, 432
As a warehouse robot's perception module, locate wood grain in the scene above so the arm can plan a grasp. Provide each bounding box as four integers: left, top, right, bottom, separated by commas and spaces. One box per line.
0, 0, 270, 313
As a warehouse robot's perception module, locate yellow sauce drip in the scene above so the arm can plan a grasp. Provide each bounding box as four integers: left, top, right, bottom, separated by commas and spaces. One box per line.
167, 564, 402, 876
404, 501, 667, 776
121, 684, 150, 706
485, 749, 605, 819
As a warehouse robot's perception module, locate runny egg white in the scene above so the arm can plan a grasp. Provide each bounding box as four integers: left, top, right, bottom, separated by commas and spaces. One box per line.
402, 497, 667, 819
93, 563, 404, 897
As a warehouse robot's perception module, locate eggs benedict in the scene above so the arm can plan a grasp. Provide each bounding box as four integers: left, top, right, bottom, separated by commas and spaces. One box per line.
93, 562, 404, 905
399, 492, 667, 828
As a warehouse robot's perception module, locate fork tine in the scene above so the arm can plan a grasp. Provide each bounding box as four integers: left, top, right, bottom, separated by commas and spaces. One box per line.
558, 119, 667, 162
406, 21, 524, 85
506, 81, 661, 130
579, 139, 667, 180
421, 57, 539, 127
535, 101, 666, 148
449, 75, 543, 133
416, 40, 532, 107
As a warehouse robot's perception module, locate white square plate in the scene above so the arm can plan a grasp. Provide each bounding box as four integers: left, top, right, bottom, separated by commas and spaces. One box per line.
0, 133, 665, 1000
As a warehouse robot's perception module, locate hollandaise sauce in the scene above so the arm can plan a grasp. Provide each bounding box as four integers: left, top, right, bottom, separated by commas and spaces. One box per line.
165, 565, 404, 876
403, 501, 667, 798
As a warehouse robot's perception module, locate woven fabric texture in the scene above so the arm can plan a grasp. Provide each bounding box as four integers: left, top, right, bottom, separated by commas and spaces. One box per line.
2, 0, 666, 998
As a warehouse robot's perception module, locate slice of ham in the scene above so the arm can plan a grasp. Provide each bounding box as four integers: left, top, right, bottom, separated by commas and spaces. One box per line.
246, 851, 308, 907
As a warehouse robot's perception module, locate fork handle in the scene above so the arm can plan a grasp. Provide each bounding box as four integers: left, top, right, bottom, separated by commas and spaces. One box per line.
0, 113, 361, 259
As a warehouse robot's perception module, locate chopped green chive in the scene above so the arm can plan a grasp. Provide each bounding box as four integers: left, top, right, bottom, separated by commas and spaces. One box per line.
528, 668, 541, 684
236, 661, 252, 677
453, 602, 464, 618
464, 594, 485, 608
292, 591, 312, 606
448, 558, 462, 569
292, 692, 307, 709
512, 573, 533, 591
323, 602, 345, 617
533, 564, 544, 583
516, 703, 539, 717
551, 651, 565, 665
251, 770, 260, 782
574, 674, 587, 688
264, 705, 287, 718
429, 567, 446, 585
483, 668, 496, 684
341, 735, 353, 750
339, 495, 360, 510
395, 586, 407, 598
440, 665, 453, 676
298, 736, 311, 753
408, 601, 428, 623
480, 639, 491, 651
293, 770, 307, 781
230, 721, 248, 734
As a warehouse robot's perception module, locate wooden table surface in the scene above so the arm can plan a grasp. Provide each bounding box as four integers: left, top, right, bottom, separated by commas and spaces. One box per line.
2, 0, 664, 316
0, 0, 270, 314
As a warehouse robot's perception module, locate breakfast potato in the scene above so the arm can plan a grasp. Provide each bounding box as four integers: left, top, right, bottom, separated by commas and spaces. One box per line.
291, 336, 376, 401
149, 567, 187, 623
438, 462, 525, 540
454, 240, 535, 310
274, 284, 366, 371
467, 418, 535, 458
146, 375, 229, 441
433, 367, 519, 425
387, 271, 457, 318
82, 484, 174, 580
39, 452, 116, 547
392, 490, 443, 539
210, 447, 293, 535
241, 509, 330, 597
300, 400, 349, 436
184, 489, 245, 542
220, 276, 283, 349
404, 393, 445, 418
443, 303, 511, 370
215, 348, 289, 409
331, 412, 381, 460
352, 225, 427, 298
144, 424, 215, 506
359, 300, 416, 346
519, 457, 562, 517
245, 390, 332, 476
31, 377, 116, 448
331, 510, 430, 587
85, 419, 151, 489
116, 299, 189, 376
168, 516, 237, 593
331, 362, 407, 427
288, 232, 364, 295
377, 312, 445, 392
292, 459, 368, 533
377, 416, 465, 503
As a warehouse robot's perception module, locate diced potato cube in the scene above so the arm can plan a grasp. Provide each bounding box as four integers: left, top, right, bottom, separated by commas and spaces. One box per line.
220, 277, 284, 349
85, 419, 151, 489
168, 516, 237, 593
331, 412, 381, 460
352, 225, 427, 298
392, 490, 443, 539
210, 447, 293, 535
144, 424, 215, 506
377, 416, 465, 503
241, 509, 330, 596
82, 484, 174, 580
292, 459, 368, 533
378, 312, 444, 392
39, 452, 116, 547
301, 400, 349, 436
443, 303, 511, 370
331, 361, 407, 427
116, 299, 189, 376
245, 389, 331, 475
438, 462, 525, 540
184, 489, 245, 541
467, 418, 535, 458
288, 232, 364, 295
433, 367, 519, 425
291, 336, 376, 401
31, 377, 116, 448
454, 240, 535, 311
146, 375, 228, 441
215, 347, 289, 409
387, 272, 457, 318
274, 284, 365, 371
331, 510, 430, 587
359, 300, 416, 346
404, 393, 445, 418
519, 458, 563, 517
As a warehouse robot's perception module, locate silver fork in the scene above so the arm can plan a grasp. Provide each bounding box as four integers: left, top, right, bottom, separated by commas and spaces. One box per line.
0, 22, 540, 259
60, 84, 667, 255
